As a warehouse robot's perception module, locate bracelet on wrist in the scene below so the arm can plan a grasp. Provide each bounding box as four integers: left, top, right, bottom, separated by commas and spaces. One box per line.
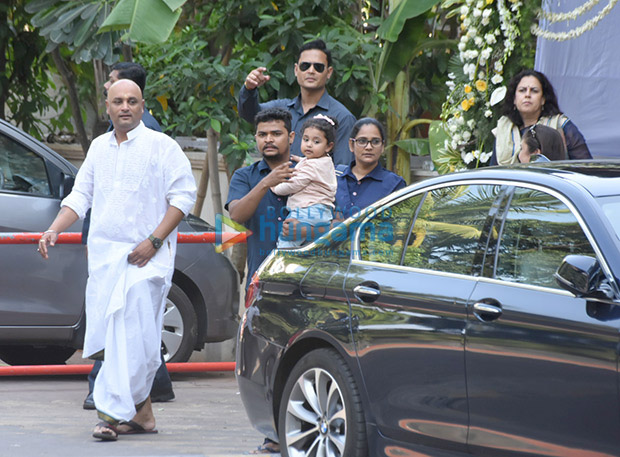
44, 230, 58, 234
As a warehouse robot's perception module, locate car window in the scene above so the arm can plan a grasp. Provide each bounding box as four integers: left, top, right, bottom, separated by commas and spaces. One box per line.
494, 187, 596, 289
401, 184, 500, 275
0, 133, 51, 196
358, 194, 423, 264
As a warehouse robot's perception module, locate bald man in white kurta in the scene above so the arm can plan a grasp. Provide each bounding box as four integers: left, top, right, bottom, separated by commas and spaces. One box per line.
39, 79, 196, 439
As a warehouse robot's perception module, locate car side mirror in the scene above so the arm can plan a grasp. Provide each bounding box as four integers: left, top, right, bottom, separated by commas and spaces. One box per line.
555, 255, 614, 299
59, 173, 74, 199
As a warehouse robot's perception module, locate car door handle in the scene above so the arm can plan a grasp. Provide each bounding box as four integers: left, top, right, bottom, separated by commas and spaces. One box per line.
473, 302, 502, 321
353, 283, 380, 303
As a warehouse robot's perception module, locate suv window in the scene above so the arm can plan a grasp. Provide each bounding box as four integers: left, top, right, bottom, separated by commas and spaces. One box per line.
494, 187, 596, 289
0, 133, 51, 196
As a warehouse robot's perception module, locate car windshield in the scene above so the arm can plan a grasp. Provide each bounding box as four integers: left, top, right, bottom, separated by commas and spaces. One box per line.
597, 195, 620, 241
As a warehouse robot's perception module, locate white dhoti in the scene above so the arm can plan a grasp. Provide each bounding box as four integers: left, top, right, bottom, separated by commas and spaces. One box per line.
86, 242, 173, 421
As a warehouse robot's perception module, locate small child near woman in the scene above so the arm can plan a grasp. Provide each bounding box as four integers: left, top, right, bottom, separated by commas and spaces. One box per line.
271, 114, 337, 248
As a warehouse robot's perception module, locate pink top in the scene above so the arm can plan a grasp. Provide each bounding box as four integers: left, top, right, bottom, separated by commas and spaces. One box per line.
271, 156, 337, 210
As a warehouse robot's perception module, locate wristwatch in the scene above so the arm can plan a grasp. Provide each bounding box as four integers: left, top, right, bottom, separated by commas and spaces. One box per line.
148, 234, 163, 249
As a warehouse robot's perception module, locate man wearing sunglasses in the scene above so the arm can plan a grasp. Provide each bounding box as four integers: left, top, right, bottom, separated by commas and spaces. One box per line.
238, 39, 356, 167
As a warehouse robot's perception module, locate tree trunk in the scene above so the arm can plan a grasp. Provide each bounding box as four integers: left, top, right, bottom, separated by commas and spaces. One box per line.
92, 59, 110, 138
207, 127, 223, 217
51, 48, 90, 155
192, 149, 209, 217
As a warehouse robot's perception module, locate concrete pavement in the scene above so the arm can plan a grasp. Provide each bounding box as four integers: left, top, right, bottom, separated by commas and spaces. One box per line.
0, 358, 273, 457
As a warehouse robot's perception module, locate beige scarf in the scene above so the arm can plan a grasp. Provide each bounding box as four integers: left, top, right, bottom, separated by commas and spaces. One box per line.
494, 114, 567, 165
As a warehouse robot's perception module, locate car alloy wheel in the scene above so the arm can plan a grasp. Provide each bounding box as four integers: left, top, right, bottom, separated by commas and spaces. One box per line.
279, 348, 367, 457
161, 283, 198, 363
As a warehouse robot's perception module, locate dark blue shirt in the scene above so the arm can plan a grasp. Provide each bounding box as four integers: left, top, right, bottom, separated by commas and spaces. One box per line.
335, 162, 407, 219
238, 86, 356, 166
225, 159, 288, 287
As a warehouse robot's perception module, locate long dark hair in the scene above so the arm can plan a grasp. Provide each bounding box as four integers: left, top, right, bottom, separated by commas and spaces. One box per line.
502, 70, 562, 127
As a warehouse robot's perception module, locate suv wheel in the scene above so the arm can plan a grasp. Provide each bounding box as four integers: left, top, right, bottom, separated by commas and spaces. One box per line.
161, 283, 198, 363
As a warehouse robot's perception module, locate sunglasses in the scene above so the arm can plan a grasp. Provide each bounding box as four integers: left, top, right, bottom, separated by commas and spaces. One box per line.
298, 62, 326, 73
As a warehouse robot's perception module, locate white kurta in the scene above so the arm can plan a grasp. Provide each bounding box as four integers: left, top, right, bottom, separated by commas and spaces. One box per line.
61, 122, 196, 421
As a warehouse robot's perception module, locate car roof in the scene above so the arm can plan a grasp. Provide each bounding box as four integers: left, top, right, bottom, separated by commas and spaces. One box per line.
416, 160, 620, 198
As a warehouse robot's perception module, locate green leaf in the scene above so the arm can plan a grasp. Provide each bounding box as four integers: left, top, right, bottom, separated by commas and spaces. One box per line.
377, 0, 441, 42
428, 121, 450, 170
210, 118, 222, 133
393, 138, 430, 156
98, 0, 184, 44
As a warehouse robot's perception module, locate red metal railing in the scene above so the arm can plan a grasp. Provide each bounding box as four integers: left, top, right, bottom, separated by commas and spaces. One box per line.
0, 230, 248, 375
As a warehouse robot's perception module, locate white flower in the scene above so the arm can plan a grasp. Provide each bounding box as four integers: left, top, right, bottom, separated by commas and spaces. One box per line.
480, 152, 493, 163
467, 119, 476, 129
463, 152, 475, 164
461, 5, 469, 15
494, 61, 503, 72
474, 36, 483, 47
491, 74, 503, 84
448, 72, 456, 80
490, 86, 507, 106
462, 131, 472, 141
458, 42, 466, 52
453, 133, 462, 143
481, 48, 492, 60
449, 122, 458, 133
485, 33, 497, 44
476, 0, 484, 9
472, 149, 481, 159
457, 116, 465, 125
481, 16, 491, 26
446, 81, 456, 91
484, 110, 493, 118
473, 8, 482, 17
482, 8, 492, 18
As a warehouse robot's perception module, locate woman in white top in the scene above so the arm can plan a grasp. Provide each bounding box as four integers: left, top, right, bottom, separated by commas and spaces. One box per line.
272, 114, 337, 248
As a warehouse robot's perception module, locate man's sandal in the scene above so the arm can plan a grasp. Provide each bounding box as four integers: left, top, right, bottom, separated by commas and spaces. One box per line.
93, 420, 119, 441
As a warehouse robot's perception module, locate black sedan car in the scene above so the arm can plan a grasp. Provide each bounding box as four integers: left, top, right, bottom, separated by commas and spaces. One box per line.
0, 118, 239, 365
237, 161, 620, 457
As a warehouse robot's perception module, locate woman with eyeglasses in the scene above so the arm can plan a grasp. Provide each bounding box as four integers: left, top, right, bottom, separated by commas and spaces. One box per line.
518, 124, 567, 163
334, 118, 406, 220
491, 69, 591, 165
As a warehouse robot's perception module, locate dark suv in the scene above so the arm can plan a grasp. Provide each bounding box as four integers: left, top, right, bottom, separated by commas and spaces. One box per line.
0, 118, 239, 365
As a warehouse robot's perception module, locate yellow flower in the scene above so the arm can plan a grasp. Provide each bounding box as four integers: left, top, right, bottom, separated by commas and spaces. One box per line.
464, 85, 473, 93
461, 99, 471, 111
475, 80, 487, 92
486, 0, 494, 4
460, 14, 466, 21
468, 97, 475, 107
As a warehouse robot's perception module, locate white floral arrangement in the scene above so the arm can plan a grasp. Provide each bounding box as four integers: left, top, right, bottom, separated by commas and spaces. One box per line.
436, 0, 522, 173
533, 0, 618, 41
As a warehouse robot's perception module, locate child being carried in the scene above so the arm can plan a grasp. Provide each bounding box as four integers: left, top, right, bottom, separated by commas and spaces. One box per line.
272, 114, 337, 248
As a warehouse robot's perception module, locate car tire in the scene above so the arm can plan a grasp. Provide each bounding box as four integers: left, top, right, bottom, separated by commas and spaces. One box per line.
0, 345, 76, 365
278, 348, 367, 457
161, 283, 198, 363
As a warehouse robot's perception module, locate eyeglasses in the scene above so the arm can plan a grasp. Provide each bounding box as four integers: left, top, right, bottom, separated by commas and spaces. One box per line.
351, 137, 383, 148
298, 62, 326, 73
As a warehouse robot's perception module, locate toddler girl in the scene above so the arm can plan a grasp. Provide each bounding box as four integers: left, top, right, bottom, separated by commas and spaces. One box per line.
272, 114, 337, 248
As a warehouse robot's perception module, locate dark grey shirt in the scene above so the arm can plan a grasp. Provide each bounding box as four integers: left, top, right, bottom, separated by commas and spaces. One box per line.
238, 86, 356, 166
